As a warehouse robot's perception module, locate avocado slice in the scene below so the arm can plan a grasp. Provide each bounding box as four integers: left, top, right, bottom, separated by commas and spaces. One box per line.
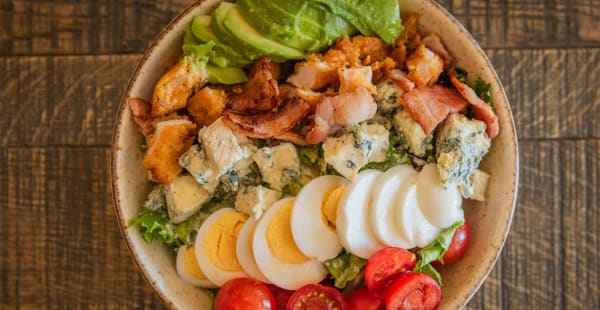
210, 3, 263, 61
238, 0, 355, 52
190, 15, 253, 67
206, 65, 248, 85
213, 3, 306, 61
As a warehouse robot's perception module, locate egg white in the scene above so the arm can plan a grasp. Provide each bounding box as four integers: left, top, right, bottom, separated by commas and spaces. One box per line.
394, 182, 441, 248
416, 164, 464, 228
235, 218, 270, 283
253, 198, 327, 290
291, 175, 347, 261
370, 165, 416, 249
194, 208, 249, 286
176, 245, 218, 288
336, 169, 385, 259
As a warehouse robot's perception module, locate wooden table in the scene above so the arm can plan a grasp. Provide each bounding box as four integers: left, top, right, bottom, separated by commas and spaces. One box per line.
1, 0, 598, 308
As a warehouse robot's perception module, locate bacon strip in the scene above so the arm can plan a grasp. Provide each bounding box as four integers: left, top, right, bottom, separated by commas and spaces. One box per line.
127, 97, 154, 137
449, 71, 499, 138
228, 57, 279, 113
401, 85, 469, 134
222, 97, 311, 139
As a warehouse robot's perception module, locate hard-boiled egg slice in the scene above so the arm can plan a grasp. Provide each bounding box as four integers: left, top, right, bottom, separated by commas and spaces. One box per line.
235, 218, 270, 283
336, 169, 386, 259
291, 175, 347, 261
370, 165, 416, 249
394, 182, 441, 248
176, 245, 217, 288
254, 198, 327, 290
416, 164, 464, 228
194, 208, 249, 286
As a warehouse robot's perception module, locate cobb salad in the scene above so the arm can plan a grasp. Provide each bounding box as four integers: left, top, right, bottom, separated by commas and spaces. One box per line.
127, 0, 499, 309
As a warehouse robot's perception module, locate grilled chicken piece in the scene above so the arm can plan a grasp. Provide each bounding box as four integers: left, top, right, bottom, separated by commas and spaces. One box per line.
151, 58, 207, 116
449, 71, 500, 138
187, 86, 227, 127
142, 119, 197, 184
406, 44, 444, 88
422, 34, 454, 68
287, 54, 339, 90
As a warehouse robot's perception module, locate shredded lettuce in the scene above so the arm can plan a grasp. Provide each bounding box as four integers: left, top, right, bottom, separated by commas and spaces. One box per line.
324, 251, 367, 289
130, 206, 212, 248
129, 208, 182, 248
361, 139, 410, 171
413, 220, 464, 285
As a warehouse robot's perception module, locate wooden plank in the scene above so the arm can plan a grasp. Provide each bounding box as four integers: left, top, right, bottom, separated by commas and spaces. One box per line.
439, 0, 600, 48
0, 49, 598, 147
560, 140, 599, 309
487, 49, 600, 139
0, 0, 598, 56
466, 262, 503, 309
0, 55, 138, 147
498, 140, 563, 309
0, 147, 162, 308
0, 0, 189, 56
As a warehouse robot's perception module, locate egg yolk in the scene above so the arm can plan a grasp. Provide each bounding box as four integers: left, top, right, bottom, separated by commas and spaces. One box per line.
182, 246, 207, 280
267, 200, 309, 264
321, 185, 345, 232
203, 211, 248, 271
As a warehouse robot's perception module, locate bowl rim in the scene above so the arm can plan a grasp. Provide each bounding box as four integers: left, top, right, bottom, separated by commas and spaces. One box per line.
110, 0, 519, 308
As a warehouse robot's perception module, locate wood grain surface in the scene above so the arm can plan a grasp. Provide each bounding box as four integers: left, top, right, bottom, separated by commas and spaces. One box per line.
1, 0, 599, 309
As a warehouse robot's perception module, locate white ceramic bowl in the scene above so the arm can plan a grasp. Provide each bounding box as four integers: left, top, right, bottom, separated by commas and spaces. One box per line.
111, 0, 518, 308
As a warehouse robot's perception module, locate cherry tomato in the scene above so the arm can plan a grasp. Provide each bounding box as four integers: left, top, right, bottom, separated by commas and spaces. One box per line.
365, 247, 416, 295
439, 221, 470, 265
385, 272, 441, 310
286, 284, 348, 310
267, 284, 294, 310
214, 278, 276, 310
347, 287, 384, 310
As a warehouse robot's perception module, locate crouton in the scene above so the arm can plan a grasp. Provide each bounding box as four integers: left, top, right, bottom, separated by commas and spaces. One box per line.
187, 86, 227, 127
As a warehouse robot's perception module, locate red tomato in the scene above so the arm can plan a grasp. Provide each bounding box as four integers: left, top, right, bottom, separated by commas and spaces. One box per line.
267, 284, 294, 310
439, 222, 470, 265
364, 247, 416, 295
385, 272, 441, 310
286, 284, 347, 310
214, 278, 276, 310
347, 287, 384, 310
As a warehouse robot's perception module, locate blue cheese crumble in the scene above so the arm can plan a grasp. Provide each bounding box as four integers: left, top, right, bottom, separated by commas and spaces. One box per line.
253, 143, 300, 191
235, 185, 282, 219
435, 113, 491, 198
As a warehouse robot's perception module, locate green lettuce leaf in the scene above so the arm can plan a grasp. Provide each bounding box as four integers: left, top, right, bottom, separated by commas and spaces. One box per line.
324, 251, 367, 289
414, 220, 464, 285
129, 208, 182, 248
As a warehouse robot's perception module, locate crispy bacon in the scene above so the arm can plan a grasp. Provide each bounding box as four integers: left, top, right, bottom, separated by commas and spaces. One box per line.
127, 97, 154, 137
401, 85, 469, 134
222, 96, 311, 139
228, 57, 279, 113
422, 34, 454, 68
449, 71, 499, 138
275, 131, 308, 146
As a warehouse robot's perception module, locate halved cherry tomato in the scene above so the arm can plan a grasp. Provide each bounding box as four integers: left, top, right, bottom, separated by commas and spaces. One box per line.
267, 284, 294, 310
286, 284, 347, 310
365, 247, 416, 295
439, 221, 470, 265
385, 272, 441, 310
214, 278, 276, 310
347, 287, 384, 310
